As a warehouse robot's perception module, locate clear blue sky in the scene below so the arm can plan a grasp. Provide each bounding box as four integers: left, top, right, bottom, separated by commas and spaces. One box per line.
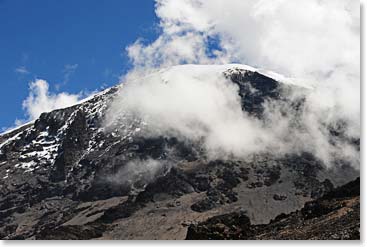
0, 0, 158, 128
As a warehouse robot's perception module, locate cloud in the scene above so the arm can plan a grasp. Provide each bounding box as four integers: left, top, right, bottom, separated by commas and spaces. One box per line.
136, 0, 359, 77
54, 64, 79, 91
22, 79, 81, 120
109, 0, 359, 168
1, 119, 29, 134
107, 65, 276, 158
63, 63, 78, 84
106, 158, 170, 194
15, 66, 30, 75
126, 0, 360, 136
107, 65, 359, 167
127, 33, 213, 68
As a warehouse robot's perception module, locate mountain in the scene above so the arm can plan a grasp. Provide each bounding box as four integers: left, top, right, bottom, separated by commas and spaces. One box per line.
0, 65, 359, 240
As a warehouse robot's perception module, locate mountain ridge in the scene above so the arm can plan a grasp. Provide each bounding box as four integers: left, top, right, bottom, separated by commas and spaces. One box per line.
0, 64, 359, 240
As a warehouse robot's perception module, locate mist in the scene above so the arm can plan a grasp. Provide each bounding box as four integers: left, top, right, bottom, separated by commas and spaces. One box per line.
106, 158, 171, 195
105, 0, 360, 170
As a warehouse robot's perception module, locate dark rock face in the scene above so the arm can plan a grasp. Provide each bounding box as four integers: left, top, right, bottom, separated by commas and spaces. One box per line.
186, 178, 360, 240
0, 67, 359, 240
224, 69, 282, 117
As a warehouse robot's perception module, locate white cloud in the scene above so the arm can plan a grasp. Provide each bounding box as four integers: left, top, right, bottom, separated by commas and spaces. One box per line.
15, 66, 30, 75
127, 33, 212, 68
108, 65, 276, 158
107, 65, 359, 167
146, 0, 359, 78
22, 79, 81, 120
126, 0, 360, 131
111, 0, 360, 168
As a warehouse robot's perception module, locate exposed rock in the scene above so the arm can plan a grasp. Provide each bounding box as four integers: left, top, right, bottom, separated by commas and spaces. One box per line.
186, 178, 360, 240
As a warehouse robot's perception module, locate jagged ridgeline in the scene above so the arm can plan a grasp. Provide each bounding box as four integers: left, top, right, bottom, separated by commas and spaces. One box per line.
0, 65, 359, 240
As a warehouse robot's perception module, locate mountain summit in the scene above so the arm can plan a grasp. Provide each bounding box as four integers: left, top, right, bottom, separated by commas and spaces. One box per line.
0, 65, 359, 240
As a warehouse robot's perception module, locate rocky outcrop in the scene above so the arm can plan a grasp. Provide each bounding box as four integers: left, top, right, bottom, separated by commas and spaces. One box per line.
186, 178, 360, 240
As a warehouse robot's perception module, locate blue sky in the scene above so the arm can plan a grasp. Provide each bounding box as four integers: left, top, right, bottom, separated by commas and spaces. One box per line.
0, 0, 158, 129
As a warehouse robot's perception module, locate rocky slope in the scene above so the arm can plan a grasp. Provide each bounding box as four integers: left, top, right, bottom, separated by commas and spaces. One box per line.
186, 177, 360, 240
0, 65, 359, 240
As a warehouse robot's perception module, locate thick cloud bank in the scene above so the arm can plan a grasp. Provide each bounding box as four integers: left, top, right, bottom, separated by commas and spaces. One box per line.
108, 65, 276, 159
109, 0, 359, 168
128, 0, 359, 77
127, 0, 359, 126
107, 65, 359, 168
